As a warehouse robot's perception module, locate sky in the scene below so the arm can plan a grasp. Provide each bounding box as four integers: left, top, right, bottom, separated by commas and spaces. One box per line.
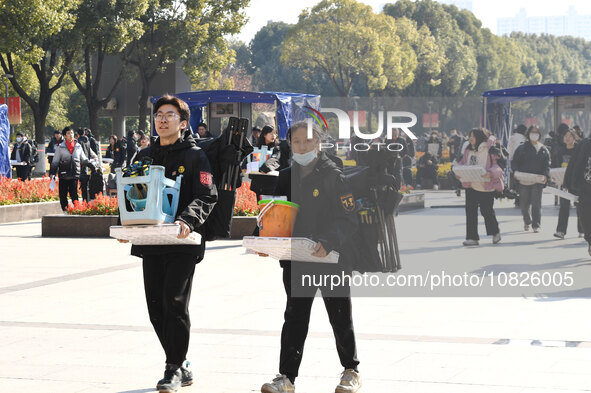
234, 0, 591, 44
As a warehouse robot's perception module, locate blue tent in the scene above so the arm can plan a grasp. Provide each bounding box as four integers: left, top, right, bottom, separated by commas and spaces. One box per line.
150, 90, 321, 139
483, 84, 591, 187
483, 83, 591, 146
0, 104, 10, 178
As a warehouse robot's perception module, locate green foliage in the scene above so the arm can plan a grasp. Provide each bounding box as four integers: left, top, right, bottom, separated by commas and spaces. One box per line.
282, 0, 421, 97
128, 0, 249, 130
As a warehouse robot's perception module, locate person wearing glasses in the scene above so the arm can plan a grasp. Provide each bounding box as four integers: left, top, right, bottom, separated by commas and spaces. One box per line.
116, 95, 217, 393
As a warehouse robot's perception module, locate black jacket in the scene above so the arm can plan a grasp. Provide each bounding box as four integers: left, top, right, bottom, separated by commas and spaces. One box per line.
274, 152, 358, 266
512, 142, 550, 178
10, 141, 32, 165
126, 135, 138, 166
130, 131, 218, 260
106, 141, 126, 168
565, 138, 591, 203
551, 144, 576, 168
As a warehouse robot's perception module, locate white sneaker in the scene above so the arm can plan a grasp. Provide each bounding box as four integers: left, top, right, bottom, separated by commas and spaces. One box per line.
335, 369, 362, 393
524, 224, 530, 231
261, 375, 295, 393
580, 233, 585, 238
553, 232, 565, 239
463, 239, 479, 246
533, 227, 540, 233
433, 185, 439, 190
492, 233, 501, 244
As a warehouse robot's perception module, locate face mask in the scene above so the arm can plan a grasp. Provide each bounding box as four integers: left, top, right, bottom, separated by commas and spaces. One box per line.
16, 137, 22, 143
530, 134, 540, 142
292, 149, 317, 166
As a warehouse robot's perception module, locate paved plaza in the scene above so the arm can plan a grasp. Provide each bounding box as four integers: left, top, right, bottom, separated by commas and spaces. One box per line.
1, 191, 591, 392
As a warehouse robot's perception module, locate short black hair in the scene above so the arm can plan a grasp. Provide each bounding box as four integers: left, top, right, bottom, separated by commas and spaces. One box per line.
153, 94, 190, 125
515, 124, 527, 135
136, 130, 144, 138
53, 130, 61, 135
197, 122, 207, 129
76, 127, 84, 136
16, 132, 23, 137
62, 126, 73, 135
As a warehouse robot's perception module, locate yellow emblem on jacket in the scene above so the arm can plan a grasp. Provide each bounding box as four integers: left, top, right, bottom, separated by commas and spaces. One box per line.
313, 189, 319, 197
178, 166, 185, 174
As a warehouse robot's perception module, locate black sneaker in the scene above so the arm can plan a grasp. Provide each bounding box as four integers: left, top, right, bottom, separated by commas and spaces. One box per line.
157, 368, 182, 393
180, 361, 193, 387
157, 362, 193, 389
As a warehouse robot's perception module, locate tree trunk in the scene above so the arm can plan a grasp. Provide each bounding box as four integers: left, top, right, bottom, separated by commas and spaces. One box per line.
33, 110, 48, 174
137, 75, 151, 134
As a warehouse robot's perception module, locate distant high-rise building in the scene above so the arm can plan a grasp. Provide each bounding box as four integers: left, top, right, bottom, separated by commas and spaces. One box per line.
498, 6, 591, 40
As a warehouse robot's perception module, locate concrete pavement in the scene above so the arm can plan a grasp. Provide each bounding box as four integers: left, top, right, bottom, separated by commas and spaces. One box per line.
1, 191, 591, 392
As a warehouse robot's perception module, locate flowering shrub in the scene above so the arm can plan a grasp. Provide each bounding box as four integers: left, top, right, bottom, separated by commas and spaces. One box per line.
234, 182, 259, 216
66, 193, 119, 215
437, 162, 453, 178
400, 185, 414, 194
0, 176, 60, 205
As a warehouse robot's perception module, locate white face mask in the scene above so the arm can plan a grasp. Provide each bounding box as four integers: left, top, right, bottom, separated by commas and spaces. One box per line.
16, 137, 22, 143
530, 134, 540, 142
292, 149, 317, 166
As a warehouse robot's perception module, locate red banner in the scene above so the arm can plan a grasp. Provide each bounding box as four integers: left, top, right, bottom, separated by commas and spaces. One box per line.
0, 97, 22, 125
422, 113, 439, 128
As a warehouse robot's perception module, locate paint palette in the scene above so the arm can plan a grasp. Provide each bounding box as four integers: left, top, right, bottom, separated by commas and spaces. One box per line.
242, 236, 339, 264
110, 224, 201, 245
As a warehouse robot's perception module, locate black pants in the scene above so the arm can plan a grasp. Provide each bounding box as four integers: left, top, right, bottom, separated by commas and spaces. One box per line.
402, 167, 413, 186
416, 166, 439, 188
556, 197, 583, 234
58, 178, 78, 210
143, 253, 196, 366
465, 188, 499, 240
578, 202, 591, 245
279, 266, 359, 382
15, 165, 31, 181
519, 183, 544, 228
79, 175, 90, 202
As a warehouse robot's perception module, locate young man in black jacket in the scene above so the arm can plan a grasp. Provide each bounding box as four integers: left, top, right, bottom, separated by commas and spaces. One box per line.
118, 95, 217, 393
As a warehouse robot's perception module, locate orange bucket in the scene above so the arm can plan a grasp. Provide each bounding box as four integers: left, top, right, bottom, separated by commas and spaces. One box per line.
257, 199, 300, 237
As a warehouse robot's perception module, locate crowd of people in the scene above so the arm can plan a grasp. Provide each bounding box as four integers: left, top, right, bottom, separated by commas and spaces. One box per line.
452, 122, 591, 255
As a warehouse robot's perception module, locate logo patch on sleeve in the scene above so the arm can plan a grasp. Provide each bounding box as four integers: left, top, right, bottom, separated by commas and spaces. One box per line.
200, 171, 212, 186
340, 193, 355, 212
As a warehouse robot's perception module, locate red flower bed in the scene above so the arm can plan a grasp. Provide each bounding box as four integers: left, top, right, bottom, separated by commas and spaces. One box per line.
234, 182, 259, 216
0, 176, 60, 205
66, 193, 119, 215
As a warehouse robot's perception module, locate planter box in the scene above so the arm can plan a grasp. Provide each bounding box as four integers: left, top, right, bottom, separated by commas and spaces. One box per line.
42, 215, 119, 238
0, 201, 62, 224
398, 192, 425, 213
230, 216, 257, 239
